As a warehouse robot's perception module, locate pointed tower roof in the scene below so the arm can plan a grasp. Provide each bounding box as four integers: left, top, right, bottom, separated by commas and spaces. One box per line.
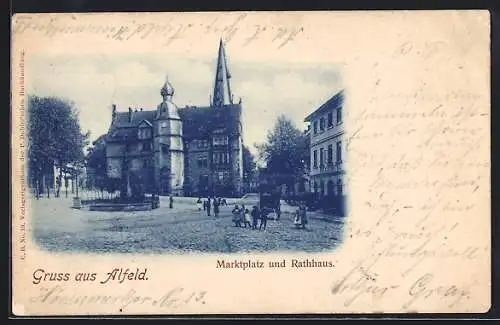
212, 38, 233, 108
161, 75, 175, 98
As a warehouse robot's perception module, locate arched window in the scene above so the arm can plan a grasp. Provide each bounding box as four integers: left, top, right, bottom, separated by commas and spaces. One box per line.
337, 179, 343, 196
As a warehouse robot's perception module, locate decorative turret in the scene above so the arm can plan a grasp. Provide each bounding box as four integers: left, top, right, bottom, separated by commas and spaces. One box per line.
157, 76, 180, 120
154, 74, 184, 196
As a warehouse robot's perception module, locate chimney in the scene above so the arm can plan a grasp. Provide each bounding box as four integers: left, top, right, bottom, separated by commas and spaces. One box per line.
134, 108, 138, 112
128, 107, 132, 123
112, 104, 117, 121
140, 108, 143, 111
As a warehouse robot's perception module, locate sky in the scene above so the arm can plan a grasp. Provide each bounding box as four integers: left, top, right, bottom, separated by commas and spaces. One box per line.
26, 51, 342, 155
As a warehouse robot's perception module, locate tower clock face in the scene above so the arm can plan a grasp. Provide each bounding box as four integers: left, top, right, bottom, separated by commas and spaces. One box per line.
161, 122, 168, 128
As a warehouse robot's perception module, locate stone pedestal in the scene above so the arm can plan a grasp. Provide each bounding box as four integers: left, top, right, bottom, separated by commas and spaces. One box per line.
72, 197, 82, 209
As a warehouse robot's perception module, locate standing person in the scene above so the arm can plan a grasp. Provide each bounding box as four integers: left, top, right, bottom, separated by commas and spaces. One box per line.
169, 195, 174, 209
239, 204, 248, 228
213, 198, 220, 218
299, 202, 308, 229
259, 209, 268, 230
294, 208, 302, 227
251, 206, 259, 230
207, 197, 211, 216
244, 207, 252, 228
196, 197, 203, 211
275, 201, 281, 221
232, 204, 241, 227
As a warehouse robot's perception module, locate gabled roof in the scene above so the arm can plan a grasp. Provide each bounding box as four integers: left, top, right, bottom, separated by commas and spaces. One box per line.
304, 90, 344, 122
138, 119, 153, 127
106, 110, 156, 141
179, 104, 241, 139
105, 104, 242, 142
111, 110, 156, 128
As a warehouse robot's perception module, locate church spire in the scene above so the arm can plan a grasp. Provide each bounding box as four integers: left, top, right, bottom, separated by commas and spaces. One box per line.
212, 38, 233, 108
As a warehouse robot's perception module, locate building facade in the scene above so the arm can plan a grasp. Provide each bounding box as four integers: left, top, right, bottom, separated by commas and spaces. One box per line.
103, 40, 243, 197
304, 90, 346, 215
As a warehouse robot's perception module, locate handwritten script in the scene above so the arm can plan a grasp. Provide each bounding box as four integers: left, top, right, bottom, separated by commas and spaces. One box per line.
330, 35, 489, 310
30, 285, 208, 312
12, 14, 304, 49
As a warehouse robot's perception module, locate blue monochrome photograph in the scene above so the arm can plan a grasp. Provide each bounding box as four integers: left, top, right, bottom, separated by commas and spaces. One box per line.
26, 39, 347, 254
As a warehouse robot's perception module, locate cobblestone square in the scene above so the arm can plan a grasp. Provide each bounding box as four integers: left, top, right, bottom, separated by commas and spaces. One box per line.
31, 195, 345, 253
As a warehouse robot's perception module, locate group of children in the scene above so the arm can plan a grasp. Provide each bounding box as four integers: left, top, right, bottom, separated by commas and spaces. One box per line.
195, 197, 308, 230
231, 204, 268, 230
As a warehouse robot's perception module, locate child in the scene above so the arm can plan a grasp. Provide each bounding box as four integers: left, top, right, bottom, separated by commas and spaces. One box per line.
244, 208, 252, 228
232, 205, 241, 227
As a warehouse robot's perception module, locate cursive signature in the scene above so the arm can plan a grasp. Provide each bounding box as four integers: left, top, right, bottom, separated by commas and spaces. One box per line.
402, 273, 472, 310
331, 254, 399, 307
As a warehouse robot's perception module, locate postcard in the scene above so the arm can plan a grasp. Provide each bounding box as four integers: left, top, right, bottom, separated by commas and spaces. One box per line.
11, 11, 490, 315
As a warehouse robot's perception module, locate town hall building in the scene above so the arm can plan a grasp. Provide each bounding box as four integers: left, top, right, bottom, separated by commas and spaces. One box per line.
103, 40, 244, 197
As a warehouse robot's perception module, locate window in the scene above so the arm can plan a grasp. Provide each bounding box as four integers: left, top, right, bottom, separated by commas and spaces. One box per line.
313, 121, 318, 135
319, 117, 325, 131
337, 179, 343, 196
141, 142, 152, 152
319, 148, 324, 167
138, 128, 152, 139
161, 144, 169, 154
337, 106, 342, 124
313, 150, 317, 168
218, 172, 224, 181
213, 152, 229, 164
336, 141, 342, 162
198, 139, 209, 148
327, 112, 333, 127
161, 121, 168, 128
327, 144, 333, 164
213, 135, 228, 146
197, 157, 208, 168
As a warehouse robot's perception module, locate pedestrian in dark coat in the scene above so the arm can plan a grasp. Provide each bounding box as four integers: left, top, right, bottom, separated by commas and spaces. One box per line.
259, 209, 268, 230
169, 195, 174, 209
207, 197, 211, 216
299, 202, 307, 229
251, 206, 260, 230
213, 199, 220, 217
